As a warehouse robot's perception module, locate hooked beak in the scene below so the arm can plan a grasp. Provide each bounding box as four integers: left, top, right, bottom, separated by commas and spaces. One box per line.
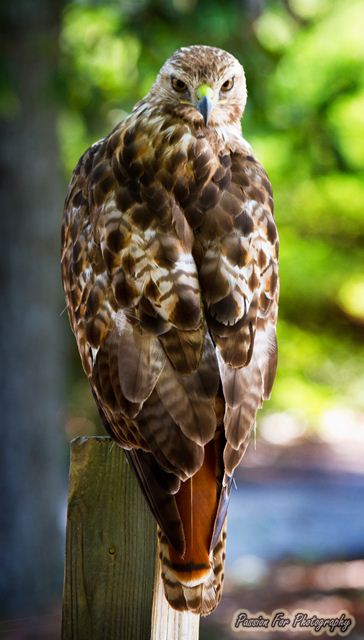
196, 95, 213, 126
195, 84, 214, 125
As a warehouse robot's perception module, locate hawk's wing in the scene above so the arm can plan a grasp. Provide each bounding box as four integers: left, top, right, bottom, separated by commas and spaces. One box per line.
61, 125, 221, 556
195, 151, 279, 480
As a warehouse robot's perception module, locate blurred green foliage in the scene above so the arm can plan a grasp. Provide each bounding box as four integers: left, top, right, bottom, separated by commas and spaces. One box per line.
59, 0, 364, 430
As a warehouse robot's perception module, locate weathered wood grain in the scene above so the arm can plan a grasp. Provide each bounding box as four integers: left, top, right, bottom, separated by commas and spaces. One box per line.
62, 436, 200, 640
62, 436, 156, 640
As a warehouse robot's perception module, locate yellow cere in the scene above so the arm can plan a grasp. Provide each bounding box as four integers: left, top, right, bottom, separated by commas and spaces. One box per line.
196, 84, 214, 99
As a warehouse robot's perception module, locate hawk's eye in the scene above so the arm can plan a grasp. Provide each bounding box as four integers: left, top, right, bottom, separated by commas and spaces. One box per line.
221, 78, 234, 92
171, 77, 188, 93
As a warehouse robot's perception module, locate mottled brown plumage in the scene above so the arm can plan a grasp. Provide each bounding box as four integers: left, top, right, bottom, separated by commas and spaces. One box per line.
61, 45, 279, 615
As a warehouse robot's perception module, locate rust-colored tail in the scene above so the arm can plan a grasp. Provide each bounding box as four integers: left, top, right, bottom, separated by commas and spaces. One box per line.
158, 520, 227, 615
158, 441, 227, 615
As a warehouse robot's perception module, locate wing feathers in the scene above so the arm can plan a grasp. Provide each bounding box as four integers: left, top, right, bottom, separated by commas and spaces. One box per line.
159, 325, 203, 373
117, 320, 166, 403
138, 390, 204, 479
156, 334, 219, 446
156, 361, 216, 446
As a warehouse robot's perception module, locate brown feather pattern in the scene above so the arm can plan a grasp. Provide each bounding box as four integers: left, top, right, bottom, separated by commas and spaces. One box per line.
61, 45, 279, 615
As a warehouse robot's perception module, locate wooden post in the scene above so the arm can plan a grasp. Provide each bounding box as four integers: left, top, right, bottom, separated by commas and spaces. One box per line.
62, 436, 200, 640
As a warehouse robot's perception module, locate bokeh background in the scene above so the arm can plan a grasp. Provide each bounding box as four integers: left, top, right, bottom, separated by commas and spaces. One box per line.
1, 0, 363, 637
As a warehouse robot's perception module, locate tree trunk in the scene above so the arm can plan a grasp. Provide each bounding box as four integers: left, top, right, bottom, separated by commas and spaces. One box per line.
0, 0, 65, 617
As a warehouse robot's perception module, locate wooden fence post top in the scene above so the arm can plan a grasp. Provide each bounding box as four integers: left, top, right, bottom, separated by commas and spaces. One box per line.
62, 435, 200, 640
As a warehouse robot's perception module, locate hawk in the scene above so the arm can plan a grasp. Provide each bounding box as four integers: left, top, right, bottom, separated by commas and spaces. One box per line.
61, 45, 279, 615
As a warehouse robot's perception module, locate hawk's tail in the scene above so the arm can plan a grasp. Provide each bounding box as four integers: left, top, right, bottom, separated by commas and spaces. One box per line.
158, 436, 228, 615
158, 518, 227, 616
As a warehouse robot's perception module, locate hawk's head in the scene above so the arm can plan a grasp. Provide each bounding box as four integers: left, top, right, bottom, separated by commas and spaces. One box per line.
148, 45, 247, 129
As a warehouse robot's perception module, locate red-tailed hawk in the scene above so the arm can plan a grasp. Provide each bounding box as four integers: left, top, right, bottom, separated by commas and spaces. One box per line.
61, 45, 279, 615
